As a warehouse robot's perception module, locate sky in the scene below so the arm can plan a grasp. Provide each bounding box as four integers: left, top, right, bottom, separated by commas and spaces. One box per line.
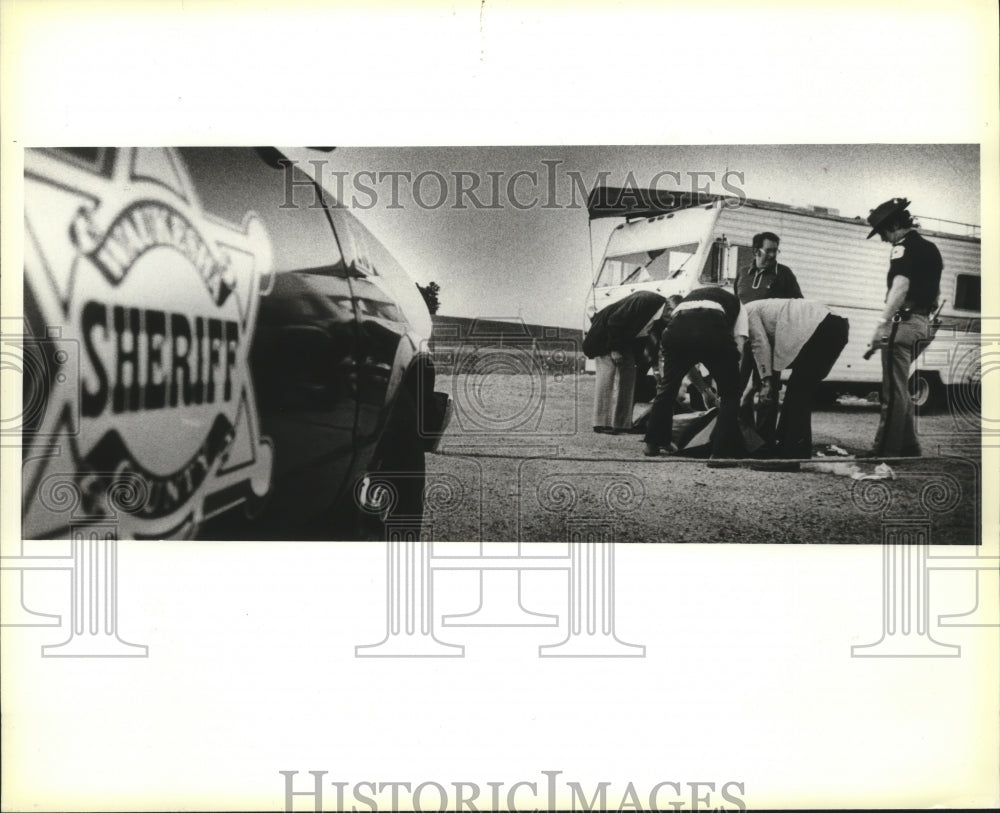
311, 144, 981, 329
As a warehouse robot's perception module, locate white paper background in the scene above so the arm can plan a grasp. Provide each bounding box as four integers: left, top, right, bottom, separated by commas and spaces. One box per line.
2, 1, 998, 811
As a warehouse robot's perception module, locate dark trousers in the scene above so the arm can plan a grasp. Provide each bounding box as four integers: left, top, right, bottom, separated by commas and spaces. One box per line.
777, 314, 849, 458
644, 312, 742, 457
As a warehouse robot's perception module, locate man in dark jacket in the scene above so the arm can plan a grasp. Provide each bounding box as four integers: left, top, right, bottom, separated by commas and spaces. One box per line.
583, 290, 667, 433
733, 231, 803, 303
643, 287, 747, 466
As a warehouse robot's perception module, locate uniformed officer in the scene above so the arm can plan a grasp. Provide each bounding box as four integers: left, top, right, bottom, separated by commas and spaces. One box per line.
863, 198, 942, 457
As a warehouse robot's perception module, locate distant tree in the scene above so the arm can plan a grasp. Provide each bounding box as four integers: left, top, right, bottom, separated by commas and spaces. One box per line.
416, 281, 441, 315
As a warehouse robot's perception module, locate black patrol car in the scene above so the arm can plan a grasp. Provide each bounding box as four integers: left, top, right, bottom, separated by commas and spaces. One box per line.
20, 147, 450, 540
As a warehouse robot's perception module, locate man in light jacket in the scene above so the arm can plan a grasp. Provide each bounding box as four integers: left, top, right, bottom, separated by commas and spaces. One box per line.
744, 298, 849, 468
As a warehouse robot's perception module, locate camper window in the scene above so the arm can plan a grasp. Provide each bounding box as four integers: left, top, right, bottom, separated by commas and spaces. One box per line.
596, 243, 700, 287
645, 242, 700, 281
735, 244, 755, 274
698, 239, 727, 285
596, 257, 646, 287
954, 273, 980, 311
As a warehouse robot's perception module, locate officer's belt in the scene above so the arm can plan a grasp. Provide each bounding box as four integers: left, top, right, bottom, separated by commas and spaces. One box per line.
897, 305, 933, 319
672, 300, 725, 317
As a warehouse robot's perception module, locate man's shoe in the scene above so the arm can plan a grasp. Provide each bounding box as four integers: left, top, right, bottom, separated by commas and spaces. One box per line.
593, 426, 614, 434
644, 441, 679, 457
750, 460, 801, 472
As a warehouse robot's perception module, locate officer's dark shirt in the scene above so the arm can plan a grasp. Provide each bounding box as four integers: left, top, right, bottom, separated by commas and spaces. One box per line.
681, 286, 742, 330
887, 230, 942, 312
733, 263, 803, 304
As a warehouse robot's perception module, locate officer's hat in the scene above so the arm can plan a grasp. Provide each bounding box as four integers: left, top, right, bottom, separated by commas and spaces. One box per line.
866, 197, 911, 239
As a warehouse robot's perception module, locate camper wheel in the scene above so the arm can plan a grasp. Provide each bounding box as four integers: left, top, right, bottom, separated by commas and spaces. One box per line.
946, 378, 982, 415
908, 370, 944, 412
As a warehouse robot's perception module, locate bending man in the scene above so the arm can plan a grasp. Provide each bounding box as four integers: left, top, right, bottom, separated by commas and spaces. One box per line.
643, 287, 747, 466
745, 298, 849, 463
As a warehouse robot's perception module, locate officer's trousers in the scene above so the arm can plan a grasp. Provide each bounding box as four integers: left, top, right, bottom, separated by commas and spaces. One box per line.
874, 313, 932, 456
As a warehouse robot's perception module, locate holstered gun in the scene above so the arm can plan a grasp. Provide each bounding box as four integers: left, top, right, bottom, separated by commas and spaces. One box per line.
863, 310, 903, 360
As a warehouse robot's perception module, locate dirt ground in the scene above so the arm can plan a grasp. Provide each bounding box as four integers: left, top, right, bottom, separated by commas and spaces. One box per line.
426, 373, 982, 544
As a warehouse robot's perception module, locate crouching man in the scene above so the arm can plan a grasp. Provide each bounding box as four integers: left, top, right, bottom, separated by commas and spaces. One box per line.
643, 287, 747, 467
745, 298, 849, 468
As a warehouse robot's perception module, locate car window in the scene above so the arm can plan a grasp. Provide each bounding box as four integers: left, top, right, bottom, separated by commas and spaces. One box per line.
177, 147, 347, 277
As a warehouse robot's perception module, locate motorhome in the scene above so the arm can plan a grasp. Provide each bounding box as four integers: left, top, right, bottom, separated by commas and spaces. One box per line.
584, 187, 981, 410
